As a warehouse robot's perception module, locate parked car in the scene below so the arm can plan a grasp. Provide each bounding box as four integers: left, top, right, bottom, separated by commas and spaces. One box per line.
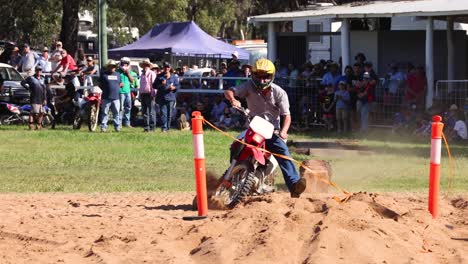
0, 63, 29, 105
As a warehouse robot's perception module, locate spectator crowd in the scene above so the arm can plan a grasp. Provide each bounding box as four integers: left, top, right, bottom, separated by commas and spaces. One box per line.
0, 41, 466, 142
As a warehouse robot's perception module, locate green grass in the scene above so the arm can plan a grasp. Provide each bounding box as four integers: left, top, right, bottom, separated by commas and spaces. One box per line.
0, 125, 466, 193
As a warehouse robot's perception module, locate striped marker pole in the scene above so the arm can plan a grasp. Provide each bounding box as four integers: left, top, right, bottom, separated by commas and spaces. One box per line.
429, 115, 444, 219
183, 111, 208, 220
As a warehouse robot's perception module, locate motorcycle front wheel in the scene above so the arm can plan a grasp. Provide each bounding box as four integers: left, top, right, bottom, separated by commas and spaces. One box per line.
214, 161, 256, 209
88, 104, 99, 132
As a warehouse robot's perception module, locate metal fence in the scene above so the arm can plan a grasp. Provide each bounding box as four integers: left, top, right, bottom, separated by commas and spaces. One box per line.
435, 80, 468, 113
42, 74, 468, 130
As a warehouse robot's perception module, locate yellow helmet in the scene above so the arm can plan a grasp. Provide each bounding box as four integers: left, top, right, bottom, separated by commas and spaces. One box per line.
252, 58, 275, 90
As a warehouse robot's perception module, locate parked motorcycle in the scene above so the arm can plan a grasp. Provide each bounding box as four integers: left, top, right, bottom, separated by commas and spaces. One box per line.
72, 86, 102, 132
0, 102, 53, 127
193, 107, 279, 210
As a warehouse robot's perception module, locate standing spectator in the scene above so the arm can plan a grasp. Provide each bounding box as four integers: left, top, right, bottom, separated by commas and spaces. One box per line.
242, 64, 252, 78
354, 52, 366, 65
116, 57, 135, 128
321, 62, 340, 90
223, 61, 241, 89
99, 60, 122, 132
385, 63, 406, 95
21, 66, 47, 130
9, 46, 21, 68
208, 68, 219, 89
82, 56, 98, 86
357, 72, 375, 132
17, 44, 39, 76
321, 84, 335, 131
334, 81, 350, 133
139, 59, 157, 132
363, 61, 379, 86
50, 41, 63, 71
155, 62, 179, 132
37, 47, 52, 73
151, 63, 161, 75
405, 66, 426, 109
75, 48, 86, 67
274, 59, 288, 87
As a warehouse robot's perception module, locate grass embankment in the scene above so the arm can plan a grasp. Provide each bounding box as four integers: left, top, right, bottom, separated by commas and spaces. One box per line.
0, 125, 466, 193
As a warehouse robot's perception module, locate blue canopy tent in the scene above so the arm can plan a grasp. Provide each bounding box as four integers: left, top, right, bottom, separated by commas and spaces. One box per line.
108, 21, 249, 61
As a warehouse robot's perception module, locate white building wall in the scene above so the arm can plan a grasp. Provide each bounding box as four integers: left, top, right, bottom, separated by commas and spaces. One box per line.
293, 18, 333, 63
391, 16, 466, 31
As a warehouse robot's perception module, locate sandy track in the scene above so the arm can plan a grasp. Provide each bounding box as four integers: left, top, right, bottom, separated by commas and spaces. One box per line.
0, 192, 466, 264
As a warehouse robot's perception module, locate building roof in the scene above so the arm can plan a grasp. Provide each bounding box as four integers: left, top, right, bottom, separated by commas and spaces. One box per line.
248, 0, 468, 24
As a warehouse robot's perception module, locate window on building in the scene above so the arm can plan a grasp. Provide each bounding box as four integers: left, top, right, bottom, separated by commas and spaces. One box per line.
308, 23, 322, 43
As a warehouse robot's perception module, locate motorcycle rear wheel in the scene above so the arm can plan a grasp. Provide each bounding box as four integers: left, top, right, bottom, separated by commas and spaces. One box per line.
72, 108, 81, 130
42, 114, 54, 128
88, 104, 99, 132
214, 161, 256, 209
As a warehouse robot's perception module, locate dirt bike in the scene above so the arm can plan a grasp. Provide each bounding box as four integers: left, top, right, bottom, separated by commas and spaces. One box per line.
194, 107, 279, 210
72, 86, 102, 132
0, 102, 53, 127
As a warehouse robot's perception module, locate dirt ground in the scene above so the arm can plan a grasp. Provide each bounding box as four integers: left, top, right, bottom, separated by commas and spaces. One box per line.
0, 192, 466, 264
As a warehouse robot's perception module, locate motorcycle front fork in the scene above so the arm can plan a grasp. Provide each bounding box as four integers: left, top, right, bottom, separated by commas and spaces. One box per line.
221, 159, 237, 188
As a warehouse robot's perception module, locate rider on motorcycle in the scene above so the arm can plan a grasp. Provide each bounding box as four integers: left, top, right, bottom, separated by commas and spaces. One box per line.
224, 58, 307, 198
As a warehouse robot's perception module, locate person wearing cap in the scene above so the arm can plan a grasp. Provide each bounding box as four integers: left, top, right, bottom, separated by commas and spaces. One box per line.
138, 59, 157, 132
50, 41, 63, 70
334, 80, 351, 133
99, 60, 122, 132
37, 47, 52, 73
17, 44, 39, 76
21, 66, 47, 130
231, 51, 239, 63
155, 62, 179, 132
116, 57, 135, 128
356, 71, 375, 132
8, 46, 22, 68
321, 62, 340, 90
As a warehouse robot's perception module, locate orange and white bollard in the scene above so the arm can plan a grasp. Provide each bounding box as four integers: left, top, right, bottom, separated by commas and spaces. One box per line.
183, 111, 208, 220
428, 115, 444, 219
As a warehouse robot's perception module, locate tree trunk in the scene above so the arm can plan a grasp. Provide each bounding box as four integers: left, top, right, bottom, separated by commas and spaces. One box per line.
60, 0, 80, 58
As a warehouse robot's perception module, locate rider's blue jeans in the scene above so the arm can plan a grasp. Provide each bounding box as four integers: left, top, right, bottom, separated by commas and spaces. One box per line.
265, 134, 300, 192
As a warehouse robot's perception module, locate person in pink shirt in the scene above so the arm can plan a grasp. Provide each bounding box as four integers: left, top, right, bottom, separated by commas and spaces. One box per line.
139, 59, 157, 132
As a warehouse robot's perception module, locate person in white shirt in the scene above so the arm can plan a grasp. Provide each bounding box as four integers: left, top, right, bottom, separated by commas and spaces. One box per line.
451, 113, 467, 141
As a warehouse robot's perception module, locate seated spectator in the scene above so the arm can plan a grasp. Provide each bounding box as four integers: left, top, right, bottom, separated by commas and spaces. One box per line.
444, 104, 459, 130
210, 95, 228, 123
449, 112, 467, 141
177, 107, 190, 130
413, 117, 431, 136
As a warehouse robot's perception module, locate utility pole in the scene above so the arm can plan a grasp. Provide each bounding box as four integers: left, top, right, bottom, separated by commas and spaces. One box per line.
98, 0, 108, 69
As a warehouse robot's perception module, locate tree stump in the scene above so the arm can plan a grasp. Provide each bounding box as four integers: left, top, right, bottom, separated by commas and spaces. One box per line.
299, 160, 332, 193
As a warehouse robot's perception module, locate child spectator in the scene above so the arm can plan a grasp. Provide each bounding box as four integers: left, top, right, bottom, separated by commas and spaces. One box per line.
321, 84, 335, 131
334, 81, 350, 133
